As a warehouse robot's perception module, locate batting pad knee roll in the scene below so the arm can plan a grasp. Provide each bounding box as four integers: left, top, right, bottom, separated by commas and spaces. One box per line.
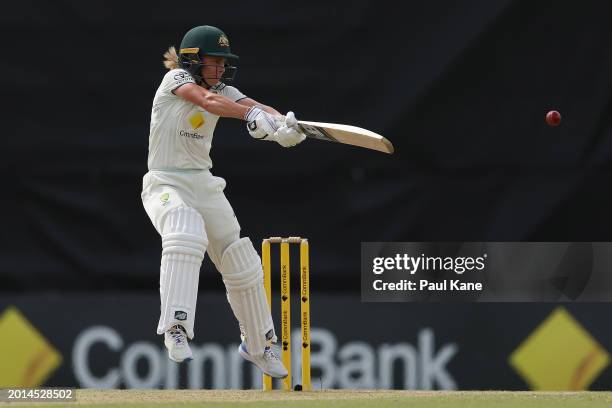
220, 237, 275, 356
157, 207, 208, 339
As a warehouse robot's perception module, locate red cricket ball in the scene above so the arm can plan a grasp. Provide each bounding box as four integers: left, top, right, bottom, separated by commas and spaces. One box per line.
546, 110, 561, 126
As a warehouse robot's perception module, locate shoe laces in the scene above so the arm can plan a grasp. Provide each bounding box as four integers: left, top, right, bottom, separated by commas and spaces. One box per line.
263, 345, 281, 361
168, 325, 187, 345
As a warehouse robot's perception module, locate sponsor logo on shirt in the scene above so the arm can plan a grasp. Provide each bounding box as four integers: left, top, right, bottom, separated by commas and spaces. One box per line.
189, 112, 205, 129
173, 71, 194, 85
160, 192, 170, 205
180, 130, 205, 140
174, 71, 190, 80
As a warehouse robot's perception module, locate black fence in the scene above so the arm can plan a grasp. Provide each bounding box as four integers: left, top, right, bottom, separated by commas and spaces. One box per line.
4, 1, 612, 290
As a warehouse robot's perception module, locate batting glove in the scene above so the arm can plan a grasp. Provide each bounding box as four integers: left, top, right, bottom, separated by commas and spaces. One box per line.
273, 111, 306, 147
245, 106, 280, 140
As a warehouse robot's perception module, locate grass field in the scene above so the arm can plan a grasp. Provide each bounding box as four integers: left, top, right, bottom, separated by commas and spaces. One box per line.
2, 390, 612, 408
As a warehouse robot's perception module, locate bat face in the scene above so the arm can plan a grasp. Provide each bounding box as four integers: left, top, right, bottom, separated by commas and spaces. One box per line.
297, 121, 394, 154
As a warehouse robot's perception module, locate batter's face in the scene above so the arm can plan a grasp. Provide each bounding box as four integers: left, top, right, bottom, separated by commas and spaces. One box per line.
201, 56, 226, 86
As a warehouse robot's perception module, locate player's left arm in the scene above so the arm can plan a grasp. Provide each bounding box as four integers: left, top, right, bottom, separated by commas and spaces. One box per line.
237, 98, 281, 116
236, 98, 306, 147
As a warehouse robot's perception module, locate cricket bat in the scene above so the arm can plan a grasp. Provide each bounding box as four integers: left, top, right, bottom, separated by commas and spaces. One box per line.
297, 121, 394, 154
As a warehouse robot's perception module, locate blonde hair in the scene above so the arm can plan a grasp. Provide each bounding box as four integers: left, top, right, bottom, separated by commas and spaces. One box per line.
163, 46, 180, 70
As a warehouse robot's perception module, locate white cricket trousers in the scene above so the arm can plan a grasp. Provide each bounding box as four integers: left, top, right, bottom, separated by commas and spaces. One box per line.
141, 169, 241, 338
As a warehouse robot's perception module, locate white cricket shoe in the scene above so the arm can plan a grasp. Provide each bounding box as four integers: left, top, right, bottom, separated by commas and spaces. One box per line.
238, 342, 288, 378
164, 325, 193, 363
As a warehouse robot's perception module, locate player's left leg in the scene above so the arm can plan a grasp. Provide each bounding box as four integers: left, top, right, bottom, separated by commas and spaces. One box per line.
142, 172, 207, 363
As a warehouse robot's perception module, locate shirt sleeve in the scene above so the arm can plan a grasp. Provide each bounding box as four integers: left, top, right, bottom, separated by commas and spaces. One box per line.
221, 85, 247, 102
160, 69, 196, 96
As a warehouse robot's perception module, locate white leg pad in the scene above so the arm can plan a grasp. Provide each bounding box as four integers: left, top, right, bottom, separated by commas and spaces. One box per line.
157, 207, 208, 339
220, 237, 275, 356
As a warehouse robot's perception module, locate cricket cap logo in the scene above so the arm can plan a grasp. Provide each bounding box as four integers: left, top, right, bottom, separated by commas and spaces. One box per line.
218, 35, 230, 47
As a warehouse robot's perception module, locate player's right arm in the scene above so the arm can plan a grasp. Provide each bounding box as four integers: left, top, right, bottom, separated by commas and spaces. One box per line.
174, 83, 250, 120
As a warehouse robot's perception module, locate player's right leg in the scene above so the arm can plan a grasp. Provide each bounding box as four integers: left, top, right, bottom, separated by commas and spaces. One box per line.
199, 176, 287, 378
142, 174, 208, 363
219, 238, 288, 378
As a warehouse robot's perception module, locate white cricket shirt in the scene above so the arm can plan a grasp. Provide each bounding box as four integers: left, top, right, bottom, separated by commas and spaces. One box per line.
147, 68, 246, 170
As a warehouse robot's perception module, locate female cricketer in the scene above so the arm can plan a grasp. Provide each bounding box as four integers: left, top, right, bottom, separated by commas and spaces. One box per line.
141, 25, 305, 378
